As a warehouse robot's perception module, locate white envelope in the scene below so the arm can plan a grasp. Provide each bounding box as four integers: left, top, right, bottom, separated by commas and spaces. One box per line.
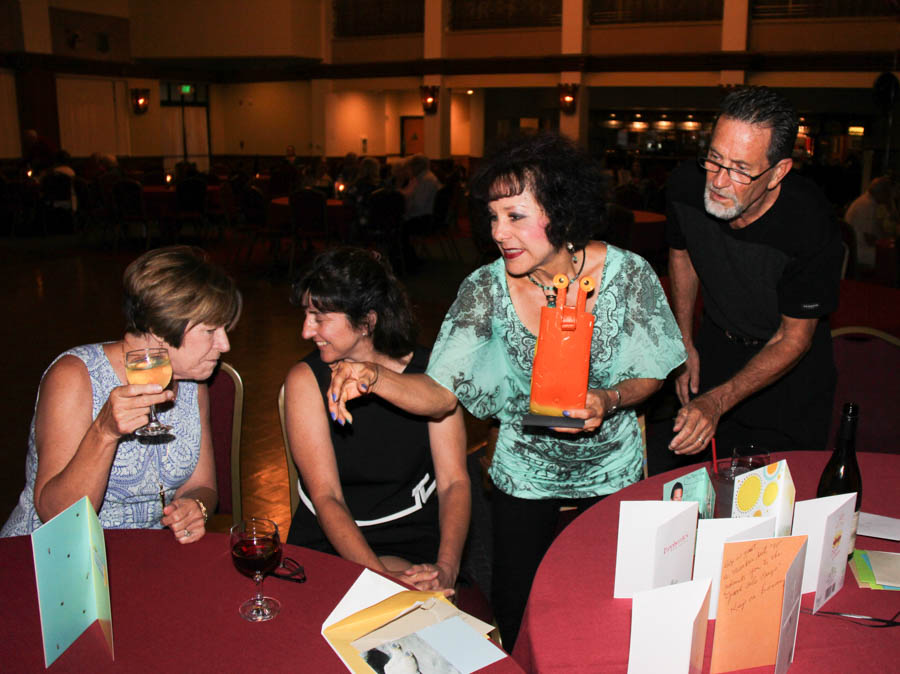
323, 569, 406, 630
614, 501, 698, 598
628, 578, 711, 674
693, 516, 776, 618
792, 493, 855, 612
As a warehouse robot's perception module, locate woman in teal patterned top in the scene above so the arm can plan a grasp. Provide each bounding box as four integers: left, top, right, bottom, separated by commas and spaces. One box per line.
329, 133, 685, 648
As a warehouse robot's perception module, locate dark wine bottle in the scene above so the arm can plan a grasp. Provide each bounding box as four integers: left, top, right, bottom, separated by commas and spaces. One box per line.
816, 402, 862, 559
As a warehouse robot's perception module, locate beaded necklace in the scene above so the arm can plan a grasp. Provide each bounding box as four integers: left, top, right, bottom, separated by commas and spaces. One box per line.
527, 248, 586, 306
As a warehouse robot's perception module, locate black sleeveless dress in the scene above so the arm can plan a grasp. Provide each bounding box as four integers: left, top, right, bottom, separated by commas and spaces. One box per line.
286, 347, 440, 564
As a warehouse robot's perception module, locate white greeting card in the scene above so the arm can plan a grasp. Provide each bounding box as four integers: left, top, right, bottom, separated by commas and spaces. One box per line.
792, 493, 855, 612
628, 578, 711, 674
614, 501, 698, 598
731, 460, 795, 536
693, 516, 776, 618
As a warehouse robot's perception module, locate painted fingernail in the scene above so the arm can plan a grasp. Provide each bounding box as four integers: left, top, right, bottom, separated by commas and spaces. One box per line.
360, 383, 368, 391
330, 411, 336, 421
562, 410, 570, 417
338, 418, 345, 426
331, 393, 337, 402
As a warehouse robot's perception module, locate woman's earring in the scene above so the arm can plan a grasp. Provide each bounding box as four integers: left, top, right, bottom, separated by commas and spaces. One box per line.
566, 242, 575, 253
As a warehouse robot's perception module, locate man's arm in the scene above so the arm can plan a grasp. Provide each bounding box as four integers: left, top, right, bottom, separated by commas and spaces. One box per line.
670, 315, 817, 454
668, 247, 700, 405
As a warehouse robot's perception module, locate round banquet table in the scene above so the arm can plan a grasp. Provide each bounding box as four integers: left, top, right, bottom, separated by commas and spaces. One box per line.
512, 451, 900, 673
141, 184, 221, 220
269, 196, 352, 239
3, 529, 521, 673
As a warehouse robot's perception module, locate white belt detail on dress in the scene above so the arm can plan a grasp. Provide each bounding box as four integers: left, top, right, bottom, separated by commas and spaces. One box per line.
297, 472, 437, 527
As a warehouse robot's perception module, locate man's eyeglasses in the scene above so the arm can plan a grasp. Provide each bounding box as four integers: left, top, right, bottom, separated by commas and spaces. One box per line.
269, 557, 306, 584
697, 156, 775, 185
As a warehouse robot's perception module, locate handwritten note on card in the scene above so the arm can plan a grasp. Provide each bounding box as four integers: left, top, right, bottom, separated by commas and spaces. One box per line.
711, 536, 808, 674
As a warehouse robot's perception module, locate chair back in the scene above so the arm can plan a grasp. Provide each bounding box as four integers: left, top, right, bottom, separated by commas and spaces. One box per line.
207, 361, 244, 522
41, 172, 73, 205
431, 184, 453, 231
240, 185, 268, 226
176, 176, 207, 214
368, 188, 406, 231
290, 187, 327, 237
113, 179, 145, 220
218, 179, 239, 226
830, 327, 900, 453
278, 384, 300, 517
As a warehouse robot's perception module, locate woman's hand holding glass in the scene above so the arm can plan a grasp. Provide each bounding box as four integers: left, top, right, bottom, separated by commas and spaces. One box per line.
161, 497, 207, 543
95, 380, 175, 439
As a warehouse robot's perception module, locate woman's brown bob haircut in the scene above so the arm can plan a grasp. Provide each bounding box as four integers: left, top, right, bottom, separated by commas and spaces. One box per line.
123, 246, 242, 347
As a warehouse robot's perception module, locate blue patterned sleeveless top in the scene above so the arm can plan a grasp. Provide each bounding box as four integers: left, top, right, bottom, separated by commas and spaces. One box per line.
1, 343, 201, 536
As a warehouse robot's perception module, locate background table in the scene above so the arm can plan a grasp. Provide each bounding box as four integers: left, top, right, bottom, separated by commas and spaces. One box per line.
269, 196, 352, 239
141, 184, 221, 220
3, 529, 521, 673
513, 451, 899, 673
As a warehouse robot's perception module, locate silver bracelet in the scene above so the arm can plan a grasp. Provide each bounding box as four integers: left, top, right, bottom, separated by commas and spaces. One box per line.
606, 387, 621, 415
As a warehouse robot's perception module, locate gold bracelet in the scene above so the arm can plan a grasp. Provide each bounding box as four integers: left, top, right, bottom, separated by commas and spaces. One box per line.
194, 498, 208, 523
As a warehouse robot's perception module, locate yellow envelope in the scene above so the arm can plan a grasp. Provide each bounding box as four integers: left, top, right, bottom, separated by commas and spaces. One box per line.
323, 590, 494, 673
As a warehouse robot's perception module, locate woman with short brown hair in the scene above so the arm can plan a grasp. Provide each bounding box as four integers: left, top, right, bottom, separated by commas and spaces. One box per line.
1, 246, 241, 543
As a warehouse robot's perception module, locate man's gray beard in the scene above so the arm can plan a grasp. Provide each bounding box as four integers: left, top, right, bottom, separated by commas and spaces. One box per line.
703, 185, 743, 220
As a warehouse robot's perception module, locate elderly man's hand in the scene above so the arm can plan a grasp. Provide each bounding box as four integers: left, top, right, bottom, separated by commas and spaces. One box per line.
669, 392, 723, 455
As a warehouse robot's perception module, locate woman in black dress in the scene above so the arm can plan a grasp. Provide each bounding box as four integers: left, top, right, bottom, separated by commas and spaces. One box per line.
284, 248, 469, 594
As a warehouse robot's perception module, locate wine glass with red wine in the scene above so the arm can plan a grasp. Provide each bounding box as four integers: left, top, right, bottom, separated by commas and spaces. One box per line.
230, 518, 282, 622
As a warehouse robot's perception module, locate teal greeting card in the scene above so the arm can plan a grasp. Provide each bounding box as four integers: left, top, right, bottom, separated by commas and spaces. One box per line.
663, 467, 715, 519
30, 496, 113, 667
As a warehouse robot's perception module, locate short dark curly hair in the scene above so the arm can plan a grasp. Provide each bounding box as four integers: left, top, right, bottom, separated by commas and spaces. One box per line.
719, 86, 798, 165
291, 247, 417, 359
468, 131, 604, 251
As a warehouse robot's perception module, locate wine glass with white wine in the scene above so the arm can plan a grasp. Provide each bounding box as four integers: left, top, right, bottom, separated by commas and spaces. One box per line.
125, 347, 173, 436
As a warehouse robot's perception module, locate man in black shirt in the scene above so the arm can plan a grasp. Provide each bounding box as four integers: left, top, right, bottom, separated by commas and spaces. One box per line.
666, 87, 843, 455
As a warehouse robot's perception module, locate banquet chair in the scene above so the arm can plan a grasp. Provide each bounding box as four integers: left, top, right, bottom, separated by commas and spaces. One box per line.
829, 326, 900, 454
206, 361, 244, 531
175, 176, 209, 239
427, 184, 462, 261
278, 384, 301, 517
40, 172, 75, 234
291, 186, 329, 251
113, 179, 153, 248
365, 188, 407, 275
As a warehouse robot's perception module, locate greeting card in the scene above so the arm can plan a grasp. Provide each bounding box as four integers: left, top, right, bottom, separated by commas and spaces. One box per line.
614, 501, 698, 598
30, 496, 113, 667
731, 460, 795, 536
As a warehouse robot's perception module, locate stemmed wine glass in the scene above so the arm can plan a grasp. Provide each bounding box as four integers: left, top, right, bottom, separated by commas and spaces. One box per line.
230, 518, 282, 622
124, 347, 173, 436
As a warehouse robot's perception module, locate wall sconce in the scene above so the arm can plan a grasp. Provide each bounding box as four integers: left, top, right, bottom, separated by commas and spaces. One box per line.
421, 86, 439, 115
558, 83, 578, 115
131, 89, 150, 115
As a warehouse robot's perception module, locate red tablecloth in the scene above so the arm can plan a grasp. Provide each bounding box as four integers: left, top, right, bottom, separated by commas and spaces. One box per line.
269, 197, 352, 239
513, 451, 900, 673
141, 185, 221, 220
3, 530, 521, 673
832, 279, 900, 337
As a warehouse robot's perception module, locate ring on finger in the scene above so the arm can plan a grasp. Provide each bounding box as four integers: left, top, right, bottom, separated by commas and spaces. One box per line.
183, 529, 191, 538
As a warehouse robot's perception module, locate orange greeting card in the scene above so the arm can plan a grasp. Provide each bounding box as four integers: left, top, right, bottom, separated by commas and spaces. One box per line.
528, 275, 595, 419
710, 536, 808, 674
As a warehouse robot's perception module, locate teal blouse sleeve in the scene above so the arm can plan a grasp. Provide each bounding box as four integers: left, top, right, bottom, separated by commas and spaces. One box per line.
426, 263, 516, 420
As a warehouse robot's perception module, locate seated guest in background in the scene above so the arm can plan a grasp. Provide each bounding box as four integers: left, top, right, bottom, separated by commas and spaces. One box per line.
1, 246, 242, 543
285, 144, 302, 167
345, 157, 384, 241
284, 248, 469, 595
336, 152, 360, 193
328, 132, 685, 648
306, 158, 334, 198
667, 86, 843, 457
845, 176, 898, 269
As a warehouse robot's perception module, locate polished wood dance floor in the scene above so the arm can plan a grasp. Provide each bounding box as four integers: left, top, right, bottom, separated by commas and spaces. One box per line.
0, 234, 487, 535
